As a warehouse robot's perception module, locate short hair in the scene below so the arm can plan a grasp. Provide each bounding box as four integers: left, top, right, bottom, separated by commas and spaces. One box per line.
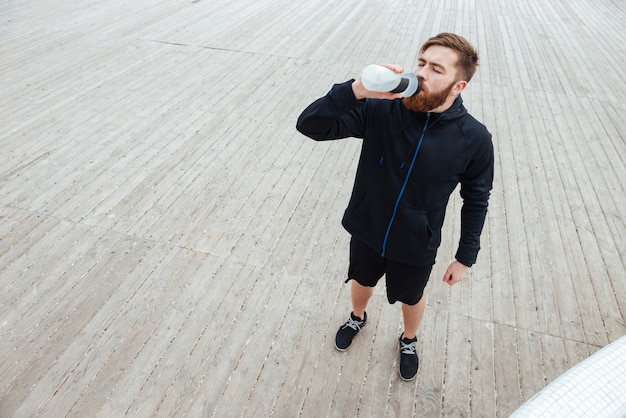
420, 33, 479, 82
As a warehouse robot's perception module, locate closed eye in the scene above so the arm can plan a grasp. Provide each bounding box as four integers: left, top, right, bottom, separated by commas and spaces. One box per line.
418, 60, 445, 74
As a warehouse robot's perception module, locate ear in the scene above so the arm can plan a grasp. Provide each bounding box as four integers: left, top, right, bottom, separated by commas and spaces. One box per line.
451, 80, 468, 96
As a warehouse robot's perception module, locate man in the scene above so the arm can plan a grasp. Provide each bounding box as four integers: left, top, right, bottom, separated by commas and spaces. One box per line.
296, 33, 494, 381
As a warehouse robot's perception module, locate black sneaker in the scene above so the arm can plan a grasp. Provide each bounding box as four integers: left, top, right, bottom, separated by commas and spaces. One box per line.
335, 312, 367, 351
398, 334, 418, 381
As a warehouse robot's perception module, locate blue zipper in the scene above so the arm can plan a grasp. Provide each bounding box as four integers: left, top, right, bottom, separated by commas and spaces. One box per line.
381, 113, 430, 256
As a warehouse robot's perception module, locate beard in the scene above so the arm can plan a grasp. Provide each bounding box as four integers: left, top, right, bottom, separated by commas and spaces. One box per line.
402, 80, 455, 113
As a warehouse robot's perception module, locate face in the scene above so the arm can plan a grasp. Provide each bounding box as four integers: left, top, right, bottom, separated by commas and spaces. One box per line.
403, 45, 466, 113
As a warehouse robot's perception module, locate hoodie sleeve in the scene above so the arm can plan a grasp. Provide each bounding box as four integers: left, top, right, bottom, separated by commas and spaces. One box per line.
455, 130, 494, 267
296, 80, 367, 140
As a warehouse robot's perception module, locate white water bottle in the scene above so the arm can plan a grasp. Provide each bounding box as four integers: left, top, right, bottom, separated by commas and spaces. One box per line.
361, 64, 421, 97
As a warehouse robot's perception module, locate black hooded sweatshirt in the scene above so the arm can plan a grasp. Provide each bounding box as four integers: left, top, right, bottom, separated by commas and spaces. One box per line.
296, 80, 494, 267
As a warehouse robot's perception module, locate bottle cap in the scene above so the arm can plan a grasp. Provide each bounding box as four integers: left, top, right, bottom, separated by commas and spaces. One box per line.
393, 72, 421, 97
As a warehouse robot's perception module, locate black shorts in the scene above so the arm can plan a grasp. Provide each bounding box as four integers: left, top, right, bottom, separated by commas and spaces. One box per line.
347, 237, 433, 305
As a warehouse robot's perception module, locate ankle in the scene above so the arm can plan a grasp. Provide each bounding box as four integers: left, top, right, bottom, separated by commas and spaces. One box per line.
352, 311, 366, 321
401, 332, 417, 341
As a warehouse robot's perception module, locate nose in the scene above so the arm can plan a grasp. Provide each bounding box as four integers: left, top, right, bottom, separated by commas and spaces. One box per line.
415, 66, 427, 80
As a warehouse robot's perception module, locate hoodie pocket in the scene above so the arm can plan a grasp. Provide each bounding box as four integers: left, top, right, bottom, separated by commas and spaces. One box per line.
386, 207, 433, 258
345, 189, 394, 245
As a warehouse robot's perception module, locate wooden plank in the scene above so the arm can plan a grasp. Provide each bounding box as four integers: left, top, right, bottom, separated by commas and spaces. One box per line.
487, 84, 517, 330
101, 257, 257, 416
253, 274, 344, 416
0, 213, 50, 271
253, 144, 361, 415
208, 271, 308, 417
470, 318, 497, 415
65, 247, 204, 416
0, 205, 29, 240
441, 314, 471, 417
539, 334, 568, 389
413, 308, 448, 417
325, 293, 386, 417
297, 285, 353, 418
517, 329, 546, 403
469, 224, 495, 323
291, 233, 354, 417
1, 231, 135, 416
494, 324, 522, 416
556, 95, 625, 341
544, 92, 608, 347
117, 252, 236, 417
518, 90, 567, 338
0, 224, 111, 356
27, 243, 187, 416
0, 220, 87, 320
357, 300, 398, 418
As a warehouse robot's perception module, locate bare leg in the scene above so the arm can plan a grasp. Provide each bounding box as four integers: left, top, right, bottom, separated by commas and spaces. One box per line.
401, 296, 427, 339
351, 280, 374, 319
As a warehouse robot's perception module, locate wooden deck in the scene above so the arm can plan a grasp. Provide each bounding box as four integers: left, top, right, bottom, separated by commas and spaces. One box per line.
1, 0, 624, 416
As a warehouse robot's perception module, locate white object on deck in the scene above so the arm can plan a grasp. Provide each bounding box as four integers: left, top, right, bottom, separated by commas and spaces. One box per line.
511, 335, 626, 417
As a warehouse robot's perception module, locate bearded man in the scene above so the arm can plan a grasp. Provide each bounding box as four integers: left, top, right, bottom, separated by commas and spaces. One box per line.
296, 33, 494, 381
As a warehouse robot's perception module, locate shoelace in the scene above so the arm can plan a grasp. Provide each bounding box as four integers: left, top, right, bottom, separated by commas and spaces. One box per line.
343, 317, 363, 331
400, 340, 417, 355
